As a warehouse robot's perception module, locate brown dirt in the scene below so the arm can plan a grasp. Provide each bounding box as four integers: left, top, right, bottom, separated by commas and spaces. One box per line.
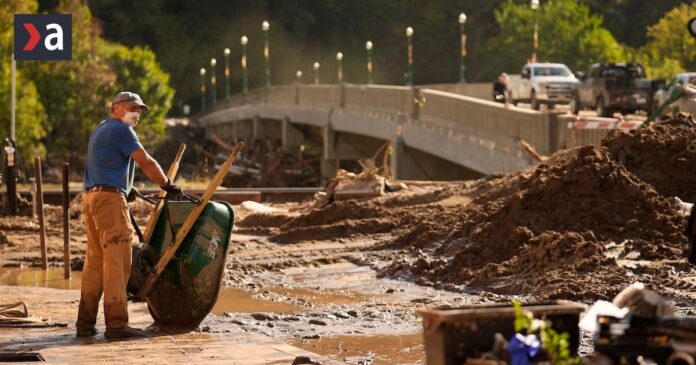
250, 145, 689, 301
602, 113, 696, 202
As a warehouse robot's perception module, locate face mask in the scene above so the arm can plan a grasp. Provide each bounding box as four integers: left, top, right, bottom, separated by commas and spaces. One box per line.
123, 111, 140, 127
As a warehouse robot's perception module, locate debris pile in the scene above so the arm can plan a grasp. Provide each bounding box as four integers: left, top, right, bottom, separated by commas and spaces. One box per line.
602, 113, 696, 202
257, 142, 688, 300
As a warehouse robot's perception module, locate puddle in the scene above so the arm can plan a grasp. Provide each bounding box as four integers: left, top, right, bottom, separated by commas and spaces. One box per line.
0, 268, 82, 290
293, 333, 424, 365
212, 288, 305, 314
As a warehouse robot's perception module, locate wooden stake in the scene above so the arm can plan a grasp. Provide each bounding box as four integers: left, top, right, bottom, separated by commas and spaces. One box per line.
137, 142, 244, 298
142, 143, 186, 244
62, 163, 70, 279
34, 157, 47, 270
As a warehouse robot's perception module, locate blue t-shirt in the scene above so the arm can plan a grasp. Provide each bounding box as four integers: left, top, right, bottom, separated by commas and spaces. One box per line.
83, 119, 143, 194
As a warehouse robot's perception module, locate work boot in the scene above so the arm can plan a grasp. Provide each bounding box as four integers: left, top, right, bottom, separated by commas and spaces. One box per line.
76, 327, 97, 337
104, 326, 146, 339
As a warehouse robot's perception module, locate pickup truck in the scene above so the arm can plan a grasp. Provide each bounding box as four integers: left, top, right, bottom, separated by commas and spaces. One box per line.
571, 62, 656, 117
508, 63, 579, 110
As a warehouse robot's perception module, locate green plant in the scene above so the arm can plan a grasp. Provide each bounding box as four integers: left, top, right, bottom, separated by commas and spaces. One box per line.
512, 300, 580, 365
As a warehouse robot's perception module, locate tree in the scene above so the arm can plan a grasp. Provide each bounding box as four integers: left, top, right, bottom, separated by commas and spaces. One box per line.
481, 0, 626, 78
0, 0, 46, 159
636, 3, 696, 79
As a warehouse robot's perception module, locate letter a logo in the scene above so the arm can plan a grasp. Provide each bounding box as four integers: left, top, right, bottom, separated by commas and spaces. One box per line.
14, 14, 72, 60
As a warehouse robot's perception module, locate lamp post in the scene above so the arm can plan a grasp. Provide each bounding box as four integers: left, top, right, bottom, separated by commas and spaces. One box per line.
313, 62, 320, 84
210, 58, 217, 104
296, 70, 303, 84
365, 41, 373, 84
406, 26, 414, 86
458, 13, 467, 83
262, 20, 271, 86
531, 0, 540, 62
241, 35, 248, 94
336, 52, 343, 83
200, 67, 206, 109
224, 48, 231, 99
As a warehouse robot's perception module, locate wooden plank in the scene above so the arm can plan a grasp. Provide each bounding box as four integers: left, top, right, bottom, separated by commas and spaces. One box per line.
142, 143, 186, 244
137, 142, 244, 298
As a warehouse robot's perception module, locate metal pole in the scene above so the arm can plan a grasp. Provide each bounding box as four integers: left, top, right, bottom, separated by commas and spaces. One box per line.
4, 140, 16, 216
406, 27, 414, 86
62, 163, 70, 279
224, 48, 230, 99
313, 62, 320, 85
241, 36, 248, 95
200, 68, 206, 110
210, 58, 217, 104
459, 14, 467, 83
10, 54, 16, 141
34, 157, 47, 270
263, 21, 270, 87
337, 53, 343, 83
366, 41, 373, 84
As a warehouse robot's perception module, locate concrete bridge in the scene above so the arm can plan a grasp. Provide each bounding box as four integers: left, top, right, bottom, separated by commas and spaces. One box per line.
197, 84, 610, 181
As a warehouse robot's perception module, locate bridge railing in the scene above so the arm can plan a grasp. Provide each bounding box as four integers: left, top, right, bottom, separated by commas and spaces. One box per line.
199, 85, 621, 159
419, 89, 552, 154
343, 85, 413, 115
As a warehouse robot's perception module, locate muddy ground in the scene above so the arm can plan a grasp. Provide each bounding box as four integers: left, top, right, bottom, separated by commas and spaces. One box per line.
3, 116, 696, 363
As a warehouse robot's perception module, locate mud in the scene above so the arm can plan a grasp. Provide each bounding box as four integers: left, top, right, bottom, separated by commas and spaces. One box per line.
602, 113, 696, 202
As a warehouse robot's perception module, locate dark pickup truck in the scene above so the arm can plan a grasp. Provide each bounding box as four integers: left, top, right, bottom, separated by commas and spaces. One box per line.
571, 63, 658, 117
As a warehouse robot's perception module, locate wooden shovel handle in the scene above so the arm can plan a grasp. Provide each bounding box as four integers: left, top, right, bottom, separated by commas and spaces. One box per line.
142, 143, 186, 244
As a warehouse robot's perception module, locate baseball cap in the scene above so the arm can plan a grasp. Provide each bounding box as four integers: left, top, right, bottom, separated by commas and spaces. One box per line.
112, 91, 149, 113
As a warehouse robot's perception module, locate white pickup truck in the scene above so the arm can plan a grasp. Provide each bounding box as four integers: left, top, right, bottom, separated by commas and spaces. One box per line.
508, 63, 580, 110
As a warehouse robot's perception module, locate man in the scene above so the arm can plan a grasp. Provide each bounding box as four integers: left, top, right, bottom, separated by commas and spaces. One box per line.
493, 73, 509, 104
76, 91, 181, 338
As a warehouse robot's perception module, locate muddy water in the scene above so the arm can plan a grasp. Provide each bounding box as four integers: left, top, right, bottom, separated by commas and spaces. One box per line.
294, 333, 424, 365
212, 288, 304, 314
0, 268, 82, 289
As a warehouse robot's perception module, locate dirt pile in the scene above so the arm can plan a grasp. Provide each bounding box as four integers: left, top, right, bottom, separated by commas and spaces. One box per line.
602, 113, 696, 202
250, 145, 687, 300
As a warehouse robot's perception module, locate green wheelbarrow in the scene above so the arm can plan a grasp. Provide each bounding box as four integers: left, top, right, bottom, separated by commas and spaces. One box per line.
128, 142, 244, 328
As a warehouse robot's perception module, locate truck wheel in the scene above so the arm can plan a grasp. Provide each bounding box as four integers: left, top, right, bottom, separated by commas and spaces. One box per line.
570, 94, 581, 115
596, 96, 610, 117
531, 91, 540, 111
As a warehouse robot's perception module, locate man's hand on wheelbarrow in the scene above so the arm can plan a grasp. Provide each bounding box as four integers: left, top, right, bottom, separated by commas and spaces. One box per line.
161, 178, 183, 198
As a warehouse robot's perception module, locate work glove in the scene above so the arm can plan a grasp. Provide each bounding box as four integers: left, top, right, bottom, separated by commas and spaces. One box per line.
126, 187, 139, 203
160, 179, 183, 198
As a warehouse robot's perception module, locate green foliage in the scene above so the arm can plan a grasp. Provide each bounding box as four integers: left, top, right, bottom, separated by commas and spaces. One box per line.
0, 0, 46, 159
2, 0, 173, 166
484, 0, 626, 77
634, 3, 696, 79
512, 300, 580, 365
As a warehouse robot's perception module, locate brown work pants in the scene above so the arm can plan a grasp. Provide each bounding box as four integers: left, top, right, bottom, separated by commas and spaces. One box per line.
76, 191, 134, 331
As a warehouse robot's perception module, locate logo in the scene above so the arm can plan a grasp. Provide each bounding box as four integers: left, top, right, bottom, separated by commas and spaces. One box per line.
14, 14, 72, 60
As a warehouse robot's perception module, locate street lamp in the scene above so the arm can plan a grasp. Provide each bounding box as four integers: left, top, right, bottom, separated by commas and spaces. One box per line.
262, 20, 271, 86
241, 35, 248, 94
296, 70, 303, 84
458, 13, 467, 83
365, 41, 373, 84
336, 52, 343, 83
210, 58, 217, 104
405, 26, 414, 86
224, 48, 231, 99
531, 0, 540, 62
313, 62, 320, 84
200, 67, 206, 109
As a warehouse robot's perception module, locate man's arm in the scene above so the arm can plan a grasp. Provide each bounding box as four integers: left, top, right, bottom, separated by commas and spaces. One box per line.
131, 147, 167, 187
